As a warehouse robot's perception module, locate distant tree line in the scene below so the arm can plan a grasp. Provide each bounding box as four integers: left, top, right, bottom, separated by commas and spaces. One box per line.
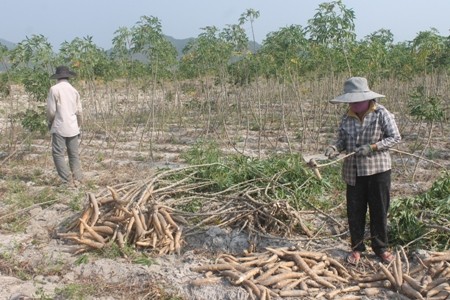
0, 0, 449, 102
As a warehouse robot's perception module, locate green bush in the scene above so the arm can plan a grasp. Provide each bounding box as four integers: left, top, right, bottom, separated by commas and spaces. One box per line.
20, 106, 48, 134
389, 172, 450, 251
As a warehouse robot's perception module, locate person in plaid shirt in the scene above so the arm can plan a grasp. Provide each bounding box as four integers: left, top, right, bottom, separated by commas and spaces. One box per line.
325, 77, 401, 265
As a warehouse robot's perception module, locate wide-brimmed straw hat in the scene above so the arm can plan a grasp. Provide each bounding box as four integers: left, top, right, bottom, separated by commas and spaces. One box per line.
330, 77, 384, 103
50, 66, 77, 79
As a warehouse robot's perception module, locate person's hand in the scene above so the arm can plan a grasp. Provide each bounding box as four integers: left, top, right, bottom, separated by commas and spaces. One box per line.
324, 145, 339, 159
47, 122, 52, 131
355, 144, 373, 156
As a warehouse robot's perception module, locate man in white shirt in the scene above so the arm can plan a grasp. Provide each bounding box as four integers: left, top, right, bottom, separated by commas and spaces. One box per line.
46, 66, 83, 186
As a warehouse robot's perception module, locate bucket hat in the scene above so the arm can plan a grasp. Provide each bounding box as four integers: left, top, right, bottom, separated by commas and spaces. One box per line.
330, 77, 384, 103
50, 66, 77, 79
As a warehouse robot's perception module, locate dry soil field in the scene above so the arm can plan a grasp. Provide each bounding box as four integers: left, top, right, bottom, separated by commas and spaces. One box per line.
0, 79, 449, 300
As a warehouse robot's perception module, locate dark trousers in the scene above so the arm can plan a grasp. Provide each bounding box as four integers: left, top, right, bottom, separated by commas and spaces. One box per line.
346, 170, 391, 255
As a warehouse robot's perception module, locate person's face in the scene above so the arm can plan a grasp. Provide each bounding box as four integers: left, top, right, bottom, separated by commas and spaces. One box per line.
350, 100, 370, 114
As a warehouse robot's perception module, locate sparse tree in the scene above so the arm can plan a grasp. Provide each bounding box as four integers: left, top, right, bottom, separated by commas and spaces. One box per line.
59, 36, 110, 83
411, 28, 448, 73
306, 0, 356, 75
8, 34, 55, 134
259, 25, 308, 78
180, 26, 233, 79
238, 8, 260, 53
131, 16, 178, 81
351, 29, 395, 78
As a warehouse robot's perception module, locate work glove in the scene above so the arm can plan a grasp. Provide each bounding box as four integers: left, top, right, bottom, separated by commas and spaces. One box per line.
324, 145, 339, 159
355, 144, 373, 156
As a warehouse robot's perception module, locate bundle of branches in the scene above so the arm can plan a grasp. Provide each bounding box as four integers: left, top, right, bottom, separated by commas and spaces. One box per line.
191, 247, 450, 300
58, 162, 331, 254
181, 195, 315, 238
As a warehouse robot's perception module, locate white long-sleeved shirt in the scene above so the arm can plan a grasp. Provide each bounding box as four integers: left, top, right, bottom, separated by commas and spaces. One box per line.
46, 79, 82, 137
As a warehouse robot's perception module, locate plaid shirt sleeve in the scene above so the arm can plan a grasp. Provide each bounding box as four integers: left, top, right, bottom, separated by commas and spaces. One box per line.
333, 104, 401, 186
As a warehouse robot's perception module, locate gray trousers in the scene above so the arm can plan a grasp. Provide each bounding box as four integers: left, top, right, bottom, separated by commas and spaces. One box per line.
51, 133, 82, 183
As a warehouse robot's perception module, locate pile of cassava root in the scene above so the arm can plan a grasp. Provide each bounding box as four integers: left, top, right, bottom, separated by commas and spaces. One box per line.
58, 182, 185, 255
190, 246, 450, 300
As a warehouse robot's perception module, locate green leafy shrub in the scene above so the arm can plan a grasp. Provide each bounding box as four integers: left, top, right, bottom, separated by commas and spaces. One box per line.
408, 86, 445, 122
20, 69, 51, 102
19, 106, 48, 134
389, 172, 450, 251
0, 72, 10, 97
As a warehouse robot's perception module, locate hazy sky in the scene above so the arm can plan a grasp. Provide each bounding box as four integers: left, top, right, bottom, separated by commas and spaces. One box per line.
2, 0, 449, 49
